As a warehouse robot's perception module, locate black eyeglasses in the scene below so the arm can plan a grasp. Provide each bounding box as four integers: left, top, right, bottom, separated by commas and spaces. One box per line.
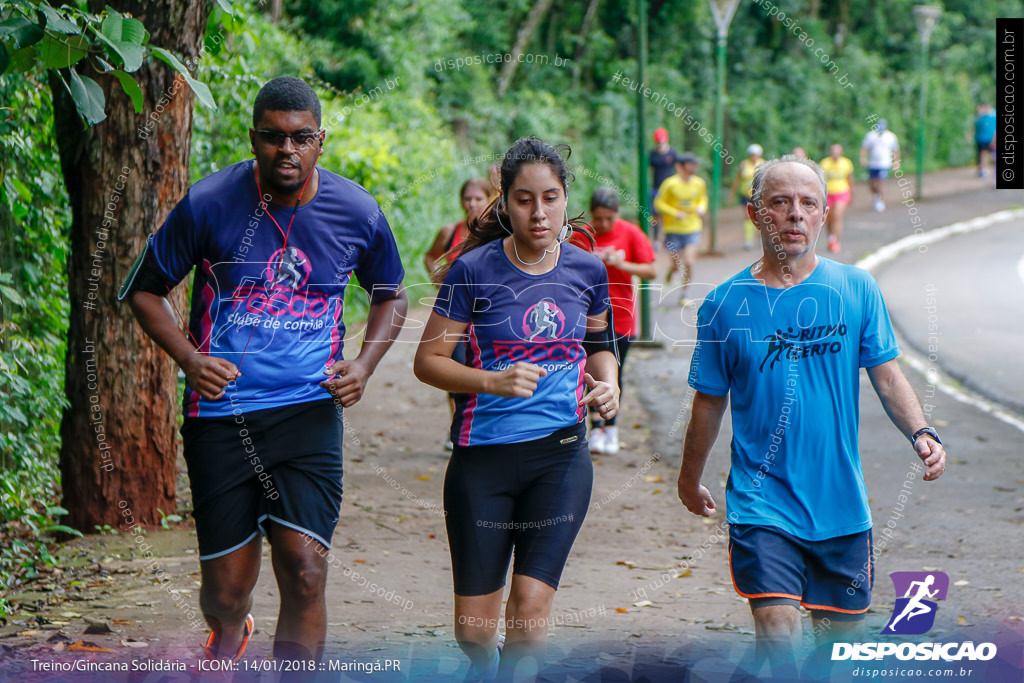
253, 128, 324, 147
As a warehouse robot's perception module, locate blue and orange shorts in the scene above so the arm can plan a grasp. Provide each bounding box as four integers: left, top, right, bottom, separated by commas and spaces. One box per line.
729, 524, 873, 621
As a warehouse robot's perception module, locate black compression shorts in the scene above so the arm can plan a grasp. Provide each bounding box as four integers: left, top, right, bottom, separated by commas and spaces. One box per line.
443, 422, 592, 596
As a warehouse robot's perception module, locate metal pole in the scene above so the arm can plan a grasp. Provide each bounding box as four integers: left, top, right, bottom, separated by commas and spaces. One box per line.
709, 33, 726, 252
637, 0, 653, 341
915, 36, 929, 200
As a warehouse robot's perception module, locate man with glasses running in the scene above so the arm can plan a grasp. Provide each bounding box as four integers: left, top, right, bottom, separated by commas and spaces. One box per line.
121, 76, 407, 663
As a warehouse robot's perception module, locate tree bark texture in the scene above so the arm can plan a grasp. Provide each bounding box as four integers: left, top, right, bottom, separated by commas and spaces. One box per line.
55, 0, 209, 530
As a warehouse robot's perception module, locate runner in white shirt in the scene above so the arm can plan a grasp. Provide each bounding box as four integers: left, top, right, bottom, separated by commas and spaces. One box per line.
860, 119, 900, 212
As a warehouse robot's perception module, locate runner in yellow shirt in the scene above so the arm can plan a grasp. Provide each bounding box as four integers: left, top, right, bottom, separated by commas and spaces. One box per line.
654, 153, 707, 305
730, 144, 765, 249
820, 144, 854, 252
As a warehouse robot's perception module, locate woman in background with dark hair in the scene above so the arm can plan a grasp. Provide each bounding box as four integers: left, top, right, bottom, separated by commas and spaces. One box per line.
414, 137, 619, 680
584, 187, 656, 455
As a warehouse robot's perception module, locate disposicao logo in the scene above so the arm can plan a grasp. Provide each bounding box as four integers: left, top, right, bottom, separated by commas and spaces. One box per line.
883, 570, 949, 635
831, 570, 997, 663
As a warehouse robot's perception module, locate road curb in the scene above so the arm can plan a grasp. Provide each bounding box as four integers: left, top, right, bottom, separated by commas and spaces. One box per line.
856, 208, 1024, 434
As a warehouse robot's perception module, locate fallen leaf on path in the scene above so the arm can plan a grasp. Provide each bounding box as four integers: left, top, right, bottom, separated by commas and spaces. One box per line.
954, 580, 969, 586
674, 569, 692, 578
957, 616, 971, 627
632, 600, 653, 608
17, 630, 44, 637
615, 608, 629, 613
84, 622, 115, 635
643, 476, 663, 483
705, 623, 738, 631
416, 475, 431, 481
68, 640, 114, 653
617, 560, 637, 568
59, 612, 81, 619
353, 559, 366, 563
120, 639, 148, 648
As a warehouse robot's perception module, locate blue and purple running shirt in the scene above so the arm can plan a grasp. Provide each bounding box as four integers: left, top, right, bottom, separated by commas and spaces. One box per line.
433, 239, 610, 446
144, 160, 404, 417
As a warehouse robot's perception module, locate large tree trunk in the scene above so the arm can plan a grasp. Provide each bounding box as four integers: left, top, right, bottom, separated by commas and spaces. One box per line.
55, 0, 209, 530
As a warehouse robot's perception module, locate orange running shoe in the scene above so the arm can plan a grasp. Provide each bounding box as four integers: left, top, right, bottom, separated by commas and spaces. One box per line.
202, 613, 254, 663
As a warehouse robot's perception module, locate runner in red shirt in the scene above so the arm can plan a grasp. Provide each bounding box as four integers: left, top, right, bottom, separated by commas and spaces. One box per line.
585, 187, 656, 454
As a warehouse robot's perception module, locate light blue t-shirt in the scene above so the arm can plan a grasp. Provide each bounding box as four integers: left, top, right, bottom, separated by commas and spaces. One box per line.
688, 258, 900, 541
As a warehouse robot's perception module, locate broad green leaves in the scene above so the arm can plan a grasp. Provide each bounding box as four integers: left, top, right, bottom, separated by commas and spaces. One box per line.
0, 2, 221, 125
151, 46, 216, 110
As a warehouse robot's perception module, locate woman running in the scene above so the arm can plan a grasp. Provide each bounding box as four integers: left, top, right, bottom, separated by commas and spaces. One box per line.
730, 144, 764, 249
414, 137, 619, 680
584, 187, 656, 455
424, 177, 495, 450
424, 178, 494, 279
821, 144, 854, 252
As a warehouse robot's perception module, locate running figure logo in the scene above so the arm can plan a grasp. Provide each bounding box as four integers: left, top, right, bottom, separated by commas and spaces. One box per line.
882, 571, 949, 635
522, 298, 566, 341
265, 246, 312, 290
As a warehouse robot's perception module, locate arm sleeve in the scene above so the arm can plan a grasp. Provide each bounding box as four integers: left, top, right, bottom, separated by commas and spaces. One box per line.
687, 297, 731, 396
432, 259, 474, 323
354, 211, 406, 301
858, 276, 901, 368
587, 259, 611, 317
697, 178, 709, 213
119, 195, 200, 299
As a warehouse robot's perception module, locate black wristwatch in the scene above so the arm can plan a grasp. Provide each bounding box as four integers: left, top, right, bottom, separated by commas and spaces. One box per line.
911, 427, 941, 445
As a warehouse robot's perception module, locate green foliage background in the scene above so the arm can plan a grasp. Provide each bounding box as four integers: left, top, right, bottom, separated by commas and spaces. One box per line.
0, 0, 1014, 608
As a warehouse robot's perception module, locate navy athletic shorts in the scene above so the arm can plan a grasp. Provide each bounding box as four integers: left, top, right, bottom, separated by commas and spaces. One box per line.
868, 167, 889, 180
443, 422, 592, 596
729, 524, 873, 621
181, 398, 344, 560
664, 231, 701, 252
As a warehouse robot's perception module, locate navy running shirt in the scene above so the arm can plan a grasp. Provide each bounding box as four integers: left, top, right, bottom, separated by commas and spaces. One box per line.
433, 239, 611, 447
147, 161, 404, 417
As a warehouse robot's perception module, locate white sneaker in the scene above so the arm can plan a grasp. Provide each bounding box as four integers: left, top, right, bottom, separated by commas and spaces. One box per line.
589, 427, 607, 455
873, 197, 885, 212
603, 426, 620, 455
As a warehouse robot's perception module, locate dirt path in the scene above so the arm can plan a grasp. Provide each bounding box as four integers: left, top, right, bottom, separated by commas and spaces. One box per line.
3, 167, 1023, 682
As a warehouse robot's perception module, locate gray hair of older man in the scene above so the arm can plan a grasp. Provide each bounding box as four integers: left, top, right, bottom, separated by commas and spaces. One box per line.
749, 155, 828, 210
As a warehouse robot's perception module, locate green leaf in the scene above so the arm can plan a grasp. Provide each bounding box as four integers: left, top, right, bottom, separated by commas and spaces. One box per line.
151, 47, 216, 110
7, 46, 37, 73
100, 13, 146, 45
0, 43, 8, 75
214, 0, 235, 17
38, 34, 88, 69
68, 69, 106, 124
8, 176, 31, 202
42, 524, 83, 537
120, 17, 147, 44
93, 32, 144, 72
0, 284, 25, 307
113, 70, 143, 113
1, 17, 44, 49
38, 5, 80, 35
46, 505, 69, 516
